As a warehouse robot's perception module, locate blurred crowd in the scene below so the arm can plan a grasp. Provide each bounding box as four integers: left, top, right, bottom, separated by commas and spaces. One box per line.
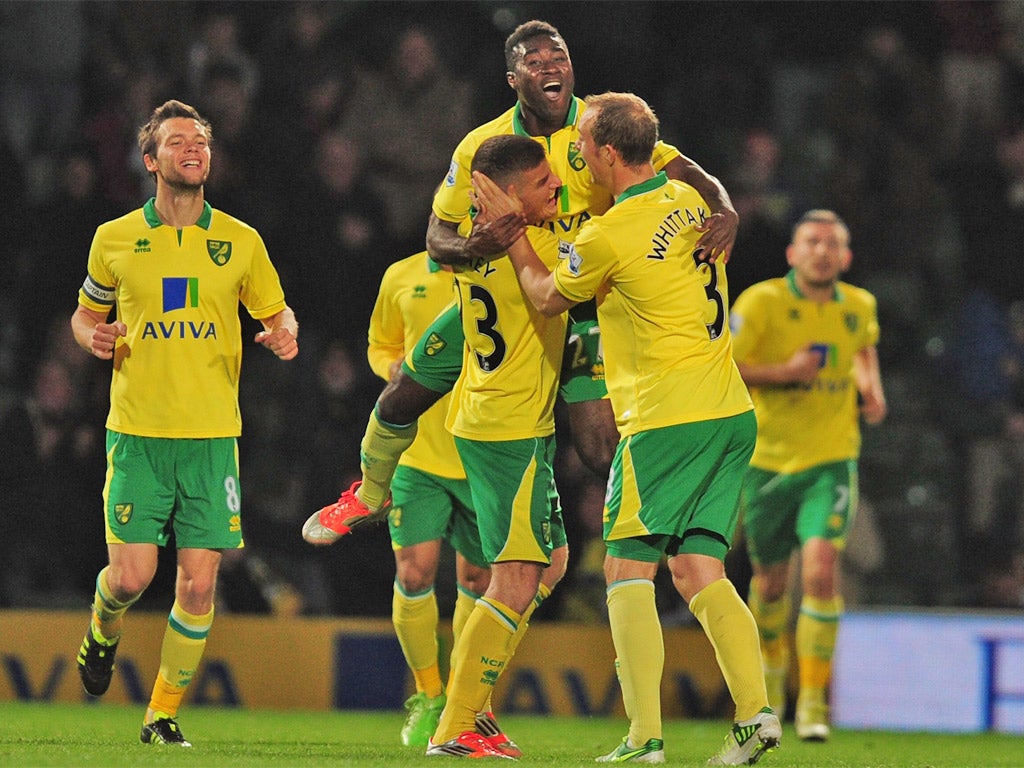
2, 1, 1023, 616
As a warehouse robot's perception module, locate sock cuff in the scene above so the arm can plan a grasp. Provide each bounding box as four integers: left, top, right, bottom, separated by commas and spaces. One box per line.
688, 576, 738, 614
606, 578, 655, 598
478, 596, 521, 633
395, 581, 436, 600
800, 595, 843, 621
456, 583, 483, 600
96, 567, 134, 609
372, 404, 415, 431
169, 600, 214, 640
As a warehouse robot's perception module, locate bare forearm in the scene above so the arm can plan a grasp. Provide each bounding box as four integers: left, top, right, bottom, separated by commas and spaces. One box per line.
665, 155, 734, 214
506, 239, 574, 316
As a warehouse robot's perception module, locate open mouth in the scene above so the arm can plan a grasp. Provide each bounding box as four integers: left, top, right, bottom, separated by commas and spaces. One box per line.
542, 81, 563, 100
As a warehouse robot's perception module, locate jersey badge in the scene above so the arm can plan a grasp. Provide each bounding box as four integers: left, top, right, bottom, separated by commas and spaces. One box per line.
567, 143, 586, 172
425, 332, 447, 356
445, 160, 459, 187
844, 312, 859, 333
207, 240, 232, 266
567, 244, 583, 275
115, 503, 133, 525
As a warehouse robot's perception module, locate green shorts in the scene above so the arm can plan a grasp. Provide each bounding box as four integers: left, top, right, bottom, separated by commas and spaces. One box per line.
403, 300, 608, 403
388, 464, 487, 568
453, 434, 566, 565
741, 459, 858, 567
402, 302, 463, 393
103, 430, 244, 549
604, 411, 756, 563
559, 301, 608, 404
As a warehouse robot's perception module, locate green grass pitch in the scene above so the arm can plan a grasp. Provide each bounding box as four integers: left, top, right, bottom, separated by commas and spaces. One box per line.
1, 701, 1020, 767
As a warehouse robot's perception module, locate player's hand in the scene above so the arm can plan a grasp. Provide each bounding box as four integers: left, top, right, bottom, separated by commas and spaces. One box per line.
468, 170, 527, 255
255, 328, 298, 360
694, 208, 738, 263
472, 170, 525, 221
90, 320, 127, 360
859, 389, 887, 425
465, 212, 527, 258
784, 346, 824, 384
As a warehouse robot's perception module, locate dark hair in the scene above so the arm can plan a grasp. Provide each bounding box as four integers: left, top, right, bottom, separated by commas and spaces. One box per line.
504, 20, 565, 72
137, 100, 212, 159
470, 134, 547, 187
583, 92, 659, 167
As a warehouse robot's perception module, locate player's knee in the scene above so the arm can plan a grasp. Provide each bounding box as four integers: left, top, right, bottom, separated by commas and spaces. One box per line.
106, 562, 156, 601
377, 375, 441, 425
458, 566, 490, 596
542, 545, 570, 590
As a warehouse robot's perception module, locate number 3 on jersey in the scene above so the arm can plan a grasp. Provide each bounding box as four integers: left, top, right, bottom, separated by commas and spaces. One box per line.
468, 284, 506, 371
692, 246, 725, 340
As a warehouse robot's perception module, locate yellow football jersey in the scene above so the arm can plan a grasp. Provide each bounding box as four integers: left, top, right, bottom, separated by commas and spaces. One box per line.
78, 199, 287, 438
368, 251, 464, 479
447, 227, 567, 441
553, 173, 752, 437
432, 97, 681, 243
730, 271, 880, 473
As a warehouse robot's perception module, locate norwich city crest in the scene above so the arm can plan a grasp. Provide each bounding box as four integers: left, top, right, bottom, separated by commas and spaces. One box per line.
207, 240, 232, 266
424, 332, 446, 356
115, 503, 133, 524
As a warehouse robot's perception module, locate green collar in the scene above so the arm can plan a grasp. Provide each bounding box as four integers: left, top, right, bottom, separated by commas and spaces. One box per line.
786, 268, 843, 301
614, 171, 668, 206
142, 198, 213, 230
512, 96, 580, 136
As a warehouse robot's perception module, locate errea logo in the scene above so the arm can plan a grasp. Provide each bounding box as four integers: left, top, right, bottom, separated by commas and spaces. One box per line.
413, 285, 427, 298
134, 238, 151, 253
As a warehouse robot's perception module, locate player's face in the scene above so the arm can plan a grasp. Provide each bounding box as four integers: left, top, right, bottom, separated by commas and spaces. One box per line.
786, 222, 852, 289
576, 110, 610, 189
144, 117, 211, 191
512, 158, 562, 224
507, 34, 575, 125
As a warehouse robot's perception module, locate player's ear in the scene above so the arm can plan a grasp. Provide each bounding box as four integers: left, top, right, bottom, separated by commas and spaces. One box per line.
143, 153, 158, 172
840, 247, 853, 272
506, 71, 516, 90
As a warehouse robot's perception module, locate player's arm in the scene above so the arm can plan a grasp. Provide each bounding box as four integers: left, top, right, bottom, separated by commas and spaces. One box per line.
71, 304, 124, 360
366, 277, 406, 381
735, 346, 823, 387
853, 345, 887, 425
425, 211, 527, 267
662, 154, 738, 263
255, 306, 299, 360
471, 169, 575, 316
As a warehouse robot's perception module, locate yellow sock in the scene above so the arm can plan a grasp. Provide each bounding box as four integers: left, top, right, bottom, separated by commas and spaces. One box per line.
91, 567, 138, 642
748, 581, 791, 673
358, 408, 417, 510
435, 597, 518, 743
796, 595, 842, 692
478, 581, 551, 712
607, 579, 663, 745
448, 586, 481, 691
147, 601, 214, 719
393, 582, 443, 698
690, 578, 767, 721
507, 582, 550, 657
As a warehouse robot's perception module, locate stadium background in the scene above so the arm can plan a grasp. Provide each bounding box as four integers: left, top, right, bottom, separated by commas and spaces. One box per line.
1, 0, 1023, 625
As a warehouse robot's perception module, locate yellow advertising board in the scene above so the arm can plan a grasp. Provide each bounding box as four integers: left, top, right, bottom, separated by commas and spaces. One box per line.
0, 610, 735, 718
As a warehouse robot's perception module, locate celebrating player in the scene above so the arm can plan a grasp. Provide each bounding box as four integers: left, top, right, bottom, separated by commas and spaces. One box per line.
72, 100, 298, 747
